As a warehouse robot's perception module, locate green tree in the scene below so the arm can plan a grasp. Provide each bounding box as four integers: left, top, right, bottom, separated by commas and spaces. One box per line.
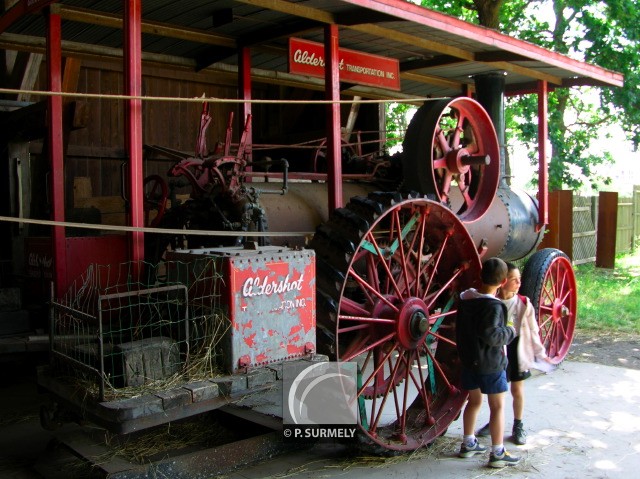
418, 0, 639, 191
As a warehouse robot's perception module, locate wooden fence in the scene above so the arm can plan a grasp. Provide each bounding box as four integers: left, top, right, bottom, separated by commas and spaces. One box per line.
569, 186, 640, 264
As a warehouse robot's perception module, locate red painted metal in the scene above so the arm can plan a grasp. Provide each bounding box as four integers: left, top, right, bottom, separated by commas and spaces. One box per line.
0, 0, 57, 34
24, 235, 129, 303
239, 46, 253, 165
521, 249, 577, 364
167, 247, 316, 374
45, 6, 66, 299
537, 80, 548, 231
289, 38, 400, 91
340, 0, 622, 87
402, 97, 500, 221
324, 24, 342, 213
124, 0, 144, 267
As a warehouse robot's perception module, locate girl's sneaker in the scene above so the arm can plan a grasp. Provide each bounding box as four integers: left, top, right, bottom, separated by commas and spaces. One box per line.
459, 439, 488, 458
489, 449, 520, 467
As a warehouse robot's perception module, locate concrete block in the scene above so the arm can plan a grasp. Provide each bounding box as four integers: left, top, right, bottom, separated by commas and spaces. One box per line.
210, 375, 247, 396
247, 368, 277, 389
115, 337, 181, 387
182, 380, 220, 402
154, 388, 193, 410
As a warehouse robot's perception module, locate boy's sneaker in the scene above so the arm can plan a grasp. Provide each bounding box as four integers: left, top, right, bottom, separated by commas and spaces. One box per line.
489, 449, 520, 468
458, 439, 488, 458
512, 422, 527, 445
476, 422, 491, 437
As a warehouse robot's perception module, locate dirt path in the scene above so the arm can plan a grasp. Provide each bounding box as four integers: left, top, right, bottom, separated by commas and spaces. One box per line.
567, 330, 640, 370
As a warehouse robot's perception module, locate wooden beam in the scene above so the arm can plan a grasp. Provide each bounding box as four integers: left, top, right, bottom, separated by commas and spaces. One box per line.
350, 23, 474, 61
58, 5, 236, 48
235, 0, 335, 24
401, 71, 465, 91
486, 60, 562, 85
0, 33, 427, 103
236, 0, 474, 61
17, 52, 42, 102
62, 57, 81, 96
400, 56, 459, 72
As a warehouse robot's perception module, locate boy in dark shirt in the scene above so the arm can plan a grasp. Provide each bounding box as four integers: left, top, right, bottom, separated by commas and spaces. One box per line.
456, 257, 520, 468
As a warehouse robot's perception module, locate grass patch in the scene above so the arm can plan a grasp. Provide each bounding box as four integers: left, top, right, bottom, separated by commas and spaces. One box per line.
574, 250, 640, 334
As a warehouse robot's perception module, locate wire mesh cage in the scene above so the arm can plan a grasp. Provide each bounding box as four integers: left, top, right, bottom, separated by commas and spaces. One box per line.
50, 259, 228, 401
573, 194, 597, 264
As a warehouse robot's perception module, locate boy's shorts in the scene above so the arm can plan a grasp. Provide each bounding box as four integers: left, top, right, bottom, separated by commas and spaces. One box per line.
461, 368, 508, 394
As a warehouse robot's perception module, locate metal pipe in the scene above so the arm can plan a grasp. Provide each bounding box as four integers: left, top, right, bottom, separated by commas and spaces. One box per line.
474, 73, 507, 186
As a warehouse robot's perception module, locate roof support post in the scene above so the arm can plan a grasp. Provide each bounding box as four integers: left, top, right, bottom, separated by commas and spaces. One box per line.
45, 5, 67, 298
124, 0, 144, 269
324, 24, 342, 212
239, 46, 252, 166
537, 80, 548, 231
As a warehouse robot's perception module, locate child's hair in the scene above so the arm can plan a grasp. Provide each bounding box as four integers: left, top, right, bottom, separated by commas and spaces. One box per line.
505, 261, 518, 272
481, 257, 508, 286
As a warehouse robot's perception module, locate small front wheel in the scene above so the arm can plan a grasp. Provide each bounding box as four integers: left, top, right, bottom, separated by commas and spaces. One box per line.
520, 248, 577, 364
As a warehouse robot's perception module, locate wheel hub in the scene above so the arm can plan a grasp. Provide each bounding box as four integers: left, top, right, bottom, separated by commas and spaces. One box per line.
397, 297, 429, 350
552, 299, 569, 322
445, 148, 471, 176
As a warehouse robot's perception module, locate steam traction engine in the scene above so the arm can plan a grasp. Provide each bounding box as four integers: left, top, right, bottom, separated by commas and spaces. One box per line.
136, 76, 576, 453
39, 81, 576, 463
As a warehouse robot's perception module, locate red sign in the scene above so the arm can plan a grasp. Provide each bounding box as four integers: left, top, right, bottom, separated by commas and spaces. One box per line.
288, 38, 400, 91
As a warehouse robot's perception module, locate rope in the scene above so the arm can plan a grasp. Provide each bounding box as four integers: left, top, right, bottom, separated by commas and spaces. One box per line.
0, 215, 313, 237
0, 87, 433, 105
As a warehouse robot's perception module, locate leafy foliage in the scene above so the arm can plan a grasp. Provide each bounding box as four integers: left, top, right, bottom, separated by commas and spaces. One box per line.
417, 0, 639, 191
385, 102, 416, 151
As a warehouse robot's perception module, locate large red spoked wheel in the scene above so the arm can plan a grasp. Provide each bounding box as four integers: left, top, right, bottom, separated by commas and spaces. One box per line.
311, 192, 482, 452
402, 98, 500, 221
520, 248, 577, 364
143, 174, 169, 227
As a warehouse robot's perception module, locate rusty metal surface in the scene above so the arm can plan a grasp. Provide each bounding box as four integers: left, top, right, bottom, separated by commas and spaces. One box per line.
170, 246, 317, 373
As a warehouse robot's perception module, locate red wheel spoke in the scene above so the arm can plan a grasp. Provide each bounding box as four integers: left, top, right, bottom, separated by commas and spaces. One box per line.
348, 267, 399, 313
433, 157, 447, 169
426, 330, 456, 347
357, 340, 399, 394
392, 210, 412, 298
341, 297, 372, 317
370, 350, 405, 433
339, 315, 395, 324
366, 254, 382, 296
452, 112, 466, 147
341, 333, 372, 363
345, 331, 396, 363
459, 181, 473, 209
412, 351, 432, 416
440, 172, 453, 200
365, 232, 403, 299
338, 323, 372, 334
424, 266, 461, 309
413, 210, 428, 298
424, 344, 454, 391
420, 234, 449, 301
398, 350, 412, 436
435, 129, 450, 154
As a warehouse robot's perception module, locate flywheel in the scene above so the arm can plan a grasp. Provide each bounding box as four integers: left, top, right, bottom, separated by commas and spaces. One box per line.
402, 97, 500, 221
